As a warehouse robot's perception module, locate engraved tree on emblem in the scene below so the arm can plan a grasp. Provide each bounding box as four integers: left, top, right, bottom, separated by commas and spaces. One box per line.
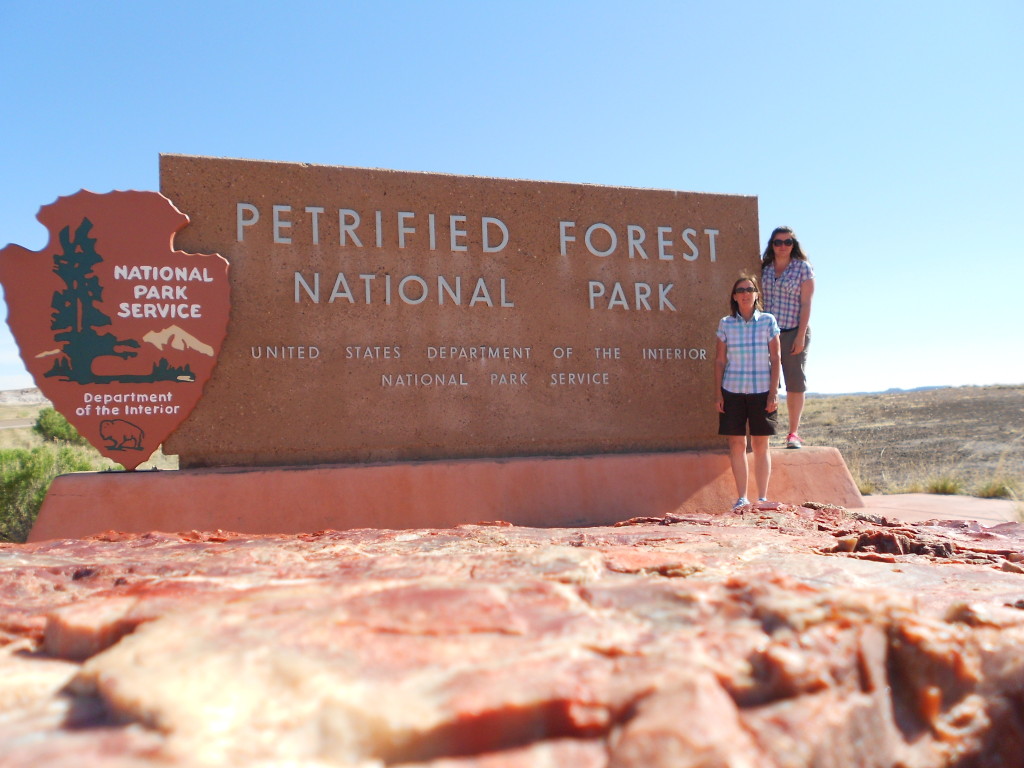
46, 218, 140, 383
46, 217, 193, 384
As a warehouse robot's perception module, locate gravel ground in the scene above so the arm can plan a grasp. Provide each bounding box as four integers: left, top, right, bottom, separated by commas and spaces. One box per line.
794, 385, 1024, 495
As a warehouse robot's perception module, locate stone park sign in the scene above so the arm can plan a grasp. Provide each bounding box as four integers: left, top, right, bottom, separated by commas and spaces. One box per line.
158, 155, 759, 468
0, 156, 759, 475
0, 191, 230, 470
7, 159, 870, 543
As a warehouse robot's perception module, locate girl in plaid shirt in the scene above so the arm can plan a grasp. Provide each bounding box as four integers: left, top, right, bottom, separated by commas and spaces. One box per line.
715, 275, 781, 510
761, 226, 815, 449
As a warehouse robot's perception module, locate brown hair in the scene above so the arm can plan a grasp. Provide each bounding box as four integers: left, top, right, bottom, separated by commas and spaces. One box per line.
729, 275, 763, 317
760, 226, 810, 269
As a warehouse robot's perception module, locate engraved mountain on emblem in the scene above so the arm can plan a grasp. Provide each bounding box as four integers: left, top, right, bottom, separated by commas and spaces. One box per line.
143, 325, 215, 356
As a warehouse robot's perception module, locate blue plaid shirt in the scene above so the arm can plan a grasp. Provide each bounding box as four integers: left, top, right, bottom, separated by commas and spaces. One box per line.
762, 259, 814, 330
716, 310, 780, 394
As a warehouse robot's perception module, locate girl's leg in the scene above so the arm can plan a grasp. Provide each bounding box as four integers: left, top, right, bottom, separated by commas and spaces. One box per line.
750, 435, 771, 500
727, 435, 749, 499
786, 392, 804, 436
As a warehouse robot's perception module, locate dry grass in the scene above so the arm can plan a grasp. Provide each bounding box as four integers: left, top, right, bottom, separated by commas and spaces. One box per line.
3, 388, 1022, 498
791, 385, 1024, 501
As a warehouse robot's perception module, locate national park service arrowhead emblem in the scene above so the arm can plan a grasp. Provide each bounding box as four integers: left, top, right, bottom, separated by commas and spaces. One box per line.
0, 190, 230, 470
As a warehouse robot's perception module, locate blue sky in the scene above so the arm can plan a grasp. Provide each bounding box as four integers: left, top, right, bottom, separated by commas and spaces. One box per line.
1, 1, 1021, 394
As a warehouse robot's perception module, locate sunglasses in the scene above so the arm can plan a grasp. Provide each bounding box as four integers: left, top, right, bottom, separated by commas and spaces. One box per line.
772, 238, 795, 247
733, 287, 757, 294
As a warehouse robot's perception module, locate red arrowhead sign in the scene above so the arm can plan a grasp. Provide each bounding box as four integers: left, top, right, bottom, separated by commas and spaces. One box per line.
0, 190, 229, 470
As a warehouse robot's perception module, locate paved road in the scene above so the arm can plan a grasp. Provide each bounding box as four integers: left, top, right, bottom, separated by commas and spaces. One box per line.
0, 419, 35, 430
863, 493, 1020, 525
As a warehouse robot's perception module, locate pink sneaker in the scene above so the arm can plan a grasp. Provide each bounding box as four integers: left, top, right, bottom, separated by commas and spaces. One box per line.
786, 433, 803, 449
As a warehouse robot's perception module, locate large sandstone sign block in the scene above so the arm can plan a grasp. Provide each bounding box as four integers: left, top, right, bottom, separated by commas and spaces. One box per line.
160, 155, 759, 468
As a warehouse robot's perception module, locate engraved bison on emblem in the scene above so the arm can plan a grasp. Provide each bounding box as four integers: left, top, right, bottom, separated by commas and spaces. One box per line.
99, 419, 146, 451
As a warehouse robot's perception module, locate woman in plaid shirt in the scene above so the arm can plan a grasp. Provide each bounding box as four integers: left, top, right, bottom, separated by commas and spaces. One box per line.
761, 226, 815, 449
715, 276, 781, 511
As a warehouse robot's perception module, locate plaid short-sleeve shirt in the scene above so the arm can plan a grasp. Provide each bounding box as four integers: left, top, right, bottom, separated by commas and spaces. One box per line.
716, 310, 780, 394
761, 259, 814, 330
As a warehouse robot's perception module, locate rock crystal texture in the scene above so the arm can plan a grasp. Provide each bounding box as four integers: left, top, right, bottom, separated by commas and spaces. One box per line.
4, 503, 1024, 766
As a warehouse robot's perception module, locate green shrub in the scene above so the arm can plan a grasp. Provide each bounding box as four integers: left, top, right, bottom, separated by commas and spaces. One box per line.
0, 444, 101, 543
33, 407, 88, 445
847, 463, 876, 495
924, 474, 965, 495
855, 477, 877, 495
975, 477, 1020, 500
888, 477, 924, 494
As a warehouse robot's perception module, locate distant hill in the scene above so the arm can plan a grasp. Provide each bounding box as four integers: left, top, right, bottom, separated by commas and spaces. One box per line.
0, 388, 48, 405
807, 385, 947, 398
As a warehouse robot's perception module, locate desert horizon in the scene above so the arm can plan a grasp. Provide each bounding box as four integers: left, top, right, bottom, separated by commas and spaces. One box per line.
2, 383, 1021, 502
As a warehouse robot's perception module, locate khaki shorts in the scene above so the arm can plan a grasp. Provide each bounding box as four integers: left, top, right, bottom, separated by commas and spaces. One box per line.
779, 327, 810, 393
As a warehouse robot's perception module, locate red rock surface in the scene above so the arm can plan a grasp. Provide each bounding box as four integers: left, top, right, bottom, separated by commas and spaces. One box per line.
4, 504, 1024, 766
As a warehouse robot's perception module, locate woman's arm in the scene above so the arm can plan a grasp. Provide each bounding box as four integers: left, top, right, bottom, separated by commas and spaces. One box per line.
791, 277, 815, 354
715, 338, 727, 413
767, 334, 781, 413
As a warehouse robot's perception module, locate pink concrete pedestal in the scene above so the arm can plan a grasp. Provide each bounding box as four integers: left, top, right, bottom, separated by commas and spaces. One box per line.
28, 447, 863, 542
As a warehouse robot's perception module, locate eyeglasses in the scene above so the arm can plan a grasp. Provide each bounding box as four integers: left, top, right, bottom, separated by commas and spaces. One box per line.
733, 287, 757, 294
772, 238, 795, 247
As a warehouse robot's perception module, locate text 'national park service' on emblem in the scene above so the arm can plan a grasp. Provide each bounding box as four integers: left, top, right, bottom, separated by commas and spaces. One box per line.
0, 190, 230, 470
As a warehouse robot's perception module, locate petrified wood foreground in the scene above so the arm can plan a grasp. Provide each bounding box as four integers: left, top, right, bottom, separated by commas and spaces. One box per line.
4, 504, 1024, 766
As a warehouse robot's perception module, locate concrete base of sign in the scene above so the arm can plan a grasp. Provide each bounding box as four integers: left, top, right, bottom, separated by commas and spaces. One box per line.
28, 447, 863, 542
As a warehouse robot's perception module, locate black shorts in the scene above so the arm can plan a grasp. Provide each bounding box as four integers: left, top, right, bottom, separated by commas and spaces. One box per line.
718, 389, 779, 436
